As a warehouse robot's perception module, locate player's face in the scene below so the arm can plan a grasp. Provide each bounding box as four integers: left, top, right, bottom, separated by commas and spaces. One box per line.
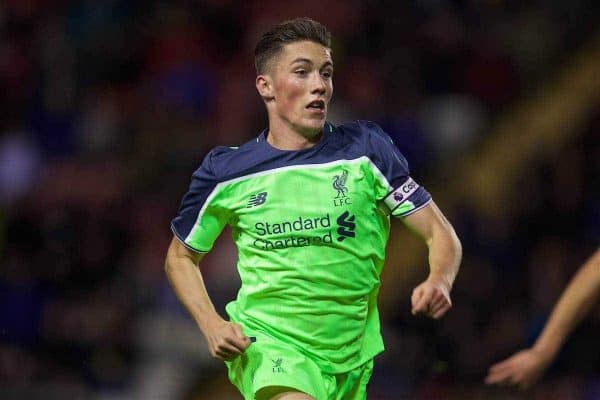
268, 41, 333, 136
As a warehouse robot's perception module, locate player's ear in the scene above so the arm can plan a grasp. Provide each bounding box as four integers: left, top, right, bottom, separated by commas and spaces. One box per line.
256, 74, 275, 102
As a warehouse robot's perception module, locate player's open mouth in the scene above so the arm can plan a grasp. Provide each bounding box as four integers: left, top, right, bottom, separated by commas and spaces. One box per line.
306, 100, 325, 112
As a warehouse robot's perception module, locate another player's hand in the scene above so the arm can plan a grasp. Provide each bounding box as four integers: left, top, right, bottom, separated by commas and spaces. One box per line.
411, 277, 452, 319
201, 317, 252, 361
485, 348, 552, 389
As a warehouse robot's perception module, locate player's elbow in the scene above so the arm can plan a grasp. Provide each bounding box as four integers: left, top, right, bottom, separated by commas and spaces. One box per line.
452, 229, 463, 266
448, 224, 462, 257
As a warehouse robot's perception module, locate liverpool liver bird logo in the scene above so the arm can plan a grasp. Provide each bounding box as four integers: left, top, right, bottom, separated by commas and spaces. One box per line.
271, 358, 285, 373
333, 170, 349, 198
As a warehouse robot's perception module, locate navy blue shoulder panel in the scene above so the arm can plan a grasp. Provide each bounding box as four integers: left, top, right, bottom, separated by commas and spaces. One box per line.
184, 120, 420, 195
334, 120, 411, 189
205, 120, 411, 188
206, 122, 351, 182
171, 148, 225, 245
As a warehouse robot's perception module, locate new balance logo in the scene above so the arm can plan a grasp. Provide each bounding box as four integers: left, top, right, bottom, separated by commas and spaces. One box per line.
336, 211, 356, 241
247, 192, 268, 208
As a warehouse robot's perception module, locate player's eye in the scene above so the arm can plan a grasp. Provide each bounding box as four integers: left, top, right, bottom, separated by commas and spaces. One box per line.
322, 70, 333, 79
294, 69, 307, 76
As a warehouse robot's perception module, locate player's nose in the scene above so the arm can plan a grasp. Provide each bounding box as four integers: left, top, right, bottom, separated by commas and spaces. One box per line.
310, 71, 327, 95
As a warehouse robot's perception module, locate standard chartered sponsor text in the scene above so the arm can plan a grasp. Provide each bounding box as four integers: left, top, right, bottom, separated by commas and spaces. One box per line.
253, 214, 333, 250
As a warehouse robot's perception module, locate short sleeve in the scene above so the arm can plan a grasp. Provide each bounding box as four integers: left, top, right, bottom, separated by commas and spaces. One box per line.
170, 150, 231, 252
362, 121, 432, 217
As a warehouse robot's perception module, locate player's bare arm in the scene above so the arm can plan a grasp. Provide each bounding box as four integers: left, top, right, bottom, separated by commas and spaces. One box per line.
403, 201, 462, 319
165, 237, 251, 360
485, 248, 600, 389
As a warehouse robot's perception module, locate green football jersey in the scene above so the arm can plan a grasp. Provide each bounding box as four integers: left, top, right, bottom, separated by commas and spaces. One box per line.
171, 121, 432, 373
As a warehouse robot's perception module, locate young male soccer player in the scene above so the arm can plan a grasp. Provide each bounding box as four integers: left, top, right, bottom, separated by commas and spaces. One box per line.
165, 18, 462, 400
486, 248, 600, 389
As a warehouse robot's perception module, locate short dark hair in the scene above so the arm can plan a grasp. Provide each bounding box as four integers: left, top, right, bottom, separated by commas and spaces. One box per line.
254, 17, 331, 74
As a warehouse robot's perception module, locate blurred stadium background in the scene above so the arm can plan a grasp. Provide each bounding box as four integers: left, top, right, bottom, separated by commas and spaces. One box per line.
1, 1, 599, 399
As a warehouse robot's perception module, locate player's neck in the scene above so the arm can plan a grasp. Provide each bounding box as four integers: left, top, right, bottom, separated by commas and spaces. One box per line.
266, 119, 323, 151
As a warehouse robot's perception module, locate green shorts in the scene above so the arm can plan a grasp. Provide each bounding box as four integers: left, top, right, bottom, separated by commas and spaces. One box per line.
225, 333, 373, 400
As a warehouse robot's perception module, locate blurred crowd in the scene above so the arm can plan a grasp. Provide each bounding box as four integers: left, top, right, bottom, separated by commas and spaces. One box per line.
0, 1, 599, 399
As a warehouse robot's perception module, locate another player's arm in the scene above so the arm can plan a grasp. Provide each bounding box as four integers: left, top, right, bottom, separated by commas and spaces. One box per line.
165, 236, 251, 360
402, 201, 462, 319
486, 248, 600, 389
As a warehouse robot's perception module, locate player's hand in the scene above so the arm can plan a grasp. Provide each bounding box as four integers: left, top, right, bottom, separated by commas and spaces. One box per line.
485, 348, 552, 389
201, 317, 252, 361
411, 277, 452, 319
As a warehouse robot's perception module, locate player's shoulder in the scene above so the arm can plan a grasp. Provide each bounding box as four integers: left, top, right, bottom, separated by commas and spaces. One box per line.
198, 136, 263, 180
333, 120, 391, 148
335, 119, 386, 137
